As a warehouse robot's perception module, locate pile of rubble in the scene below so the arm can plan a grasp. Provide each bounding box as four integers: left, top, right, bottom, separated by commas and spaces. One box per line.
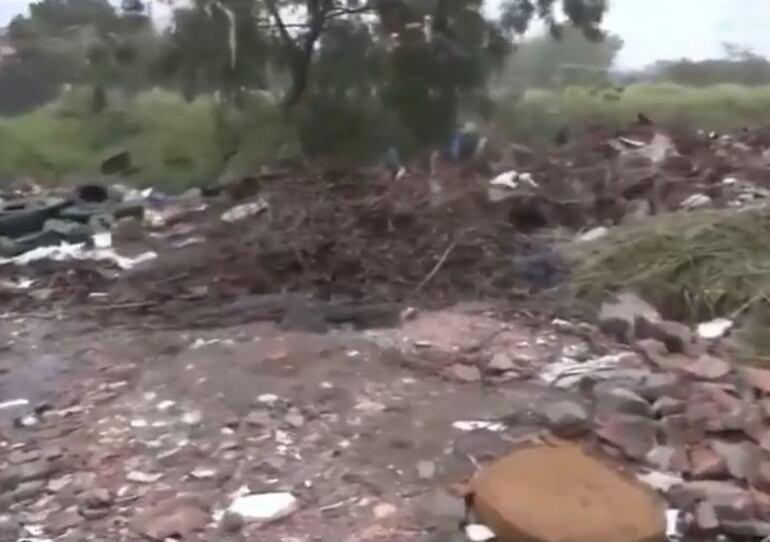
505, 292, 770, 540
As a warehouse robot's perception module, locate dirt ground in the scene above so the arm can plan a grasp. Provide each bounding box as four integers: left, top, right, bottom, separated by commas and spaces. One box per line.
0, 302, 598, 541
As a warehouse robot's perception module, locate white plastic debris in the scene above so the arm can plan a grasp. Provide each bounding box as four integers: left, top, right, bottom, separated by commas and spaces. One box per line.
227, 491, 298, 522
0, 398, 30, 410
578, 226, 609, 242
156, 400, 176, 412
697, 318, 733, 340
680, 193, 711, 210
636, 470, 683, 493
464, 523, 497, 542
666, 509, 683, 540
616, 136, 646, 148
221, 198, 269, 223
452, 420, 506, 432
540, 353, 629, 389
190, 466, 218, 480
0, 241, 157, 271
723, 176, 738, 185
93, 231, 112, 249
126, 471, 163, 484
257, 394, 280, 405
489, 170, 538, 190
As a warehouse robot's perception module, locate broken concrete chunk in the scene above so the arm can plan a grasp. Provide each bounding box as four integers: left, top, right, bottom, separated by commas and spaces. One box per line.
711, 440, 759, 481
596, 415, 657, 460
743, 367, 770, 395
594, 385, 653, 418
542, 401, 590, 437
651, 397, 685, 417
132, 496, 210, 540
645, 446, 688, 473
670, 481, 754, 521
449, 363, 482, 383
689, 445, 727, 479
227, 491, 298, 523
470, 442, 666, 542
646, 320, 694, 354
682, 355, 731, 380
638, 372, 680, 401
599, 293, 661, 343
693, 501, 719, 532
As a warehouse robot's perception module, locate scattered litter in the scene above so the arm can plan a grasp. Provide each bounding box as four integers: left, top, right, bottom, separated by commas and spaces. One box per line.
190, 467, 217, 480
258, 394, 280, 405
578, 226, 609, 242
0, 398, 29, 410
126, 471, 164, 484
666, 509, 683, 540
156, 400, 176, 412
681, 194, 712, 210
636, 471, 684, 494
221, 198, 269, 223
697, 318, 733, 340
488, 170, 538, 191
181, 410, 202, 425
464, 523, 497, 542
452, 420, 506, 432
191, 338, 220, 349
0, 241, 157, 271
540, 353, 628, 388
227, 491, 298, 523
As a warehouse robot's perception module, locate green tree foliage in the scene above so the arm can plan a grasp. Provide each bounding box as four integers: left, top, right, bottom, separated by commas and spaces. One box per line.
7, 0, 155, 112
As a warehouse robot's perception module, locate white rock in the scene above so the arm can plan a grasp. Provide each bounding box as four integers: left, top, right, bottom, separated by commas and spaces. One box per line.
221, 198, 269, 223
636, 470, 683, 493
227, 492, 298, 522
697, 318, 733, 340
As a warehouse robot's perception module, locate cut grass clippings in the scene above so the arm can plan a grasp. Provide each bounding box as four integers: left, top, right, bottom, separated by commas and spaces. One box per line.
567, 205, 770, 360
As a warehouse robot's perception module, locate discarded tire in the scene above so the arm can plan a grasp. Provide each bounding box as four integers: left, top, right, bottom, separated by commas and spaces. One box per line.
0, 197, 70, 239
74, 184, 110, 205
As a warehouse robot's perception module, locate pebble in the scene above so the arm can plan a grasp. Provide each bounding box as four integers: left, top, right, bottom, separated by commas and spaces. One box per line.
542, 401, 590, 436
12, 480, 46, 502
374, 502, 397, 519
417, 460, 436, 480
449, 363, 482, 383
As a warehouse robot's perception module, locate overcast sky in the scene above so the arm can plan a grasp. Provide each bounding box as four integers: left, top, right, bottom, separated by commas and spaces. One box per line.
1, 0, 769, 68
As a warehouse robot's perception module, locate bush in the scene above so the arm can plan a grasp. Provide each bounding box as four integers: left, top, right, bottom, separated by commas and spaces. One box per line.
495, 83, 770, 145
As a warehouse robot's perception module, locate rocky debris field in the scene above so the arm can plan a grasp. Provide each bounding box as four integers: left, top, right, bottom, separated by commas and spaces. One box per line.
3, 122, 770, 541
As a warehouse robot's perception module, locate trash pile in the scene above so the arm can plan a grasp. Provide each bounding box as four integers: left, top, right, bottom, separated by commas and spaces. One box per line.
4, 122, 770, 326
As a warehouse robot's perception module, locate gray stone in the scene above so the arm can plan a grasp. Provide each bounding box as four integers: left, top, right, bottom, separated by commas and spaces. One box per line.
683, 355, 732, 381
711, 440, 760, 481
596, 415, 657, 460
0, 515, 20, 542
414, 489, 466, 526
646, 320, 694, 354
721, 521, 770, 538
542, 401, 590, 436
7, 449, 41, 465
594, 385, 653, 418
694, 501, 719, 532
244, 410, 272, 427
488, 353, 516, 372
417, 461, 436, 480
646, 446, 688, 473
670, 481, 753, 521
449, 364, 482, 383
599, 292, 661, 343
638, 372, 680, 401
12, 480, 46, 502
18, 460, 55, 483
651, 397, 685, 417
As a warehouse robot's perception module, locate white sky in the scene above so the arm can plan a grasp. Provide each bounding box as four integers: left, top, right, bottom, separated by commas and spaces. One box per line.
1, 0, 769, 68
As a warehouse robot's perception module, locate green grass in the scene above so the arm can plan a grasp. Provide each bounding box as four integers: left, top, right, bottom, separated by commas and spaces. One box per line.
495, 83, 770, 145
6, 83, 770, 189
567, 207, 770, 362
0, 88, 294, 191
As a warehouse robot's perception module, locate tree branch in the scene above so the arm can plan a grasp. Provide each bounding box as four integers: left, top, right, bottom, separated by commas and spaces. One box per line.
263, 0, 300, 52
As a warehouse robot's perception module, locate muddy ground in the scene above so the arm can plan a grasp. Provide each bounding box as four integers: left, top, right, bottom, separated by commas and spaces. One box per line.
0, 300, 606, 541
